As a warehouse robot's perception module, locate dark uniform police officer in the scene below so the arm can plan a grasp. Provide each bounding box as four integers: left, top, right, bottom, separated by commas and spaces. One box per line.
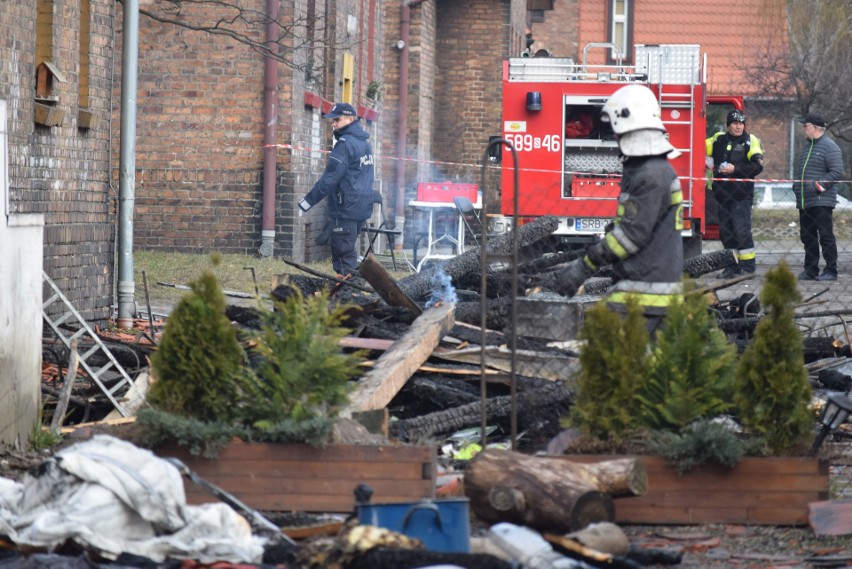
556, 84, 684, 334
299, 102, 375, 277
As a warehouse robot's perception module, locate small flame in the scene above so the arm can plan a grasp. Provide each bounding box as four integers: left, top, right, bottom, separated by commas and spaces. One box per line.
425, 268, 458, 308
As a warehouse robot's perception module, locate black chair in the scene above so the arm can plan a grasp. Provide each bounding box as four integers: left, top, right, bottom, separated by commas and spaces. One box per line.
454, 196, 485, 248
362, 191, 402, 270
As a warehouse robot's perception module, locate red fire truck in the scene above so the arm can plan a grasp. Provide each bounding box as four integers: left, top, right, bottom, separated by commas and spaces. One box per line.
498, 44, 741, 258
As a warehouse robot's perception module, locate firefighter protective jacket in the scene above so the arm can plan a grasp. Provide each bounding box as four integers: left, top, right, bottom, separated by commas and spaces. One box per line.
301, 120, 375, 222
706, 131, 763, 202
795, 134, 844, 210
584, 154, 684, 311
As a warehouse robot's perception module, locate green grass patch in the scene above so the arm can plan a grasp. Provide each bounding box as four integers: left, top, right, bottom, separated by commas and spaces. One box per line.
134, 251, 410, 305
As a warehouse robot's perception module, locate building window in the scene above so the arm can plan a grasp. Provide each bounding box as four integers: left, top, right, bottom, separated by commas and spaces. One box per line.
607, 0, 633, 64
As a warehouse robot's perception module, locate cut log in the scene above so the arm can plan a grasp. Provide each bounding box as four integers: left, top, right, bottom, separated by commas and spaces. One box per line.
358, 254, 423, 315
464, 448, 648, 532
342, 302, 455, 416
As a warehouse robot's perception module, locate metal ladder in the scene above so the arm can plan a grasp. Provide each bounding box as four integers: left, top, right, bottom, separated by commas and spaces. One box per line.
42, 271, 141, 417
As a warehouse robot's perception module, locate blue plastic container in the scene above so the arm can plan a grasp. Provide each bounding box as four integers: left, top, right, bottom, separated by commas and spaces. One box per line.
356, 498, 471, 552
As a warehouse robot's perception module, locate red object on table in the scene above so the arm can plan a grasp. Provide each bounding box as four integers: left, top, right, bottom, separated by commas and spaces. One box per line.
416, 182, 478, 203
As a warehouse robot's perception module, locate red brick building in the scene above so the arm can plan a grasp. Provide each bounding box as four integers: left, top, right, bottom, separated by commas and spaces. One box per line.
125, 0, 526, 259
530, 0, 794, 180
1, 0, 116, 321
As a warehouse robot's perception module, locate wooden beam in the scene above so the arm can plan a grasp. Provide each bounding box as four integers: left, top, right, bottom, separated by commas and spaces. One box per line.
358, 254, 422, 314
342, 302, 455, 416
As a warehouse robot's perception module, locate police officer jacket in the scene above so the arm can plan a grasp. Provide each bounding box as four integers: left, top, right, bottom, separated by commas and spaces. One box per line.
302, 120, 375, 221
795, 134, 844, 210
584, 155, 684, 312
706, 131, 763, 202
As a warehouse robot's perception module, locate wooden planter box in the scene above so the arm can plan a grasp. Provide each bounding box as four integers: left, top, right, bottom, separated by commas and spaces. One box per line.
566, 455, 829, 526
155, 441, 436, 513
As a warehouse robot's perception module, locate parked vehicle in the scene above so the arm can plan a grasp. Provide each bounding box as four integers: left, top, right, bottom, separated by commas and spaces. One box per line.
496, 44, 743, 258
753, 182, 852, 210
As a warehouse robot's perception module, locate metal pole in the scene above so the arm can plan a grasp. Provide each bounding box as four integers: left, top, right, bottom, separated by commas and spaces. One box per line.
116, 0, 139, 329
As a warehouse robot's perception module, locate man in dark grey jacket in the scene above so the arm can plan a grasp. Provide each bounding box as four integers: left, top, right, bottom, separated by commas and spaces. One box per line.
794, 112, 845, 281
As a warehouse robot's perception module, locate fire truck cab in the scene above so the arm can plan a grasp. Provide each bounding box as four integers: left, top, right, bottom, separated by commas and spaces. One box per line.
499, 44, 740, 258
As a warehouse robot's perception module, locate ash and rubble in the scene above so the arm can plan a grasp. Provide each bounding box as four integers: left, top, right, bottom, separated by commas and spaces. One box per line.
18, 215, 852, 568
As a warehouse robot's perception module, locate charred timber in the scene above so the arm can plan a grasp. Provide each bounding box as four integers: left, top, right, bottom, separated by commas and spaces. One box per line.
397, 216, 560, 301
557, 249, 739, 296
390, 382, 572, 441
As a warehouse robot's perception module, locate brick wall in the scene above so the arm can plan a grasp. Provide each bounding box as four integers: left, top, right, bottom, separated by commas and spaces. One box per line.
376, 0, 524, 243
1, 0, 116, 322
126, 0, 383, 264
529, 0, 580, 59
744, 102, 794, 181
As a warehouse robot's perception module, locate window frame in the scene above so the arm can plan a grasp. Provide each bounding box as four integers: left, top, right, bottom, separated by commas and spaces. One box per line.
606, 0, 634, 65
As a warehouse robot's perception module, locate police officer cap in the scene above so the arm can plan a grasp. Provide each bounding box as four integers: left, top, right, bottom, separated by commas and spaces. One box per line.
325, 103, 357, 119
727, 110, 746, 125
799, 112, 826, 128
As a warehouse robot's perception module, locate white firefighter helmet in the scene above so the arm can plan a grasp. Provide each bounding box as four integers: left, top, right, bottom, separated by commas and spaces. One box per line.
600, 84, 666, 134
601, 85, 677, 157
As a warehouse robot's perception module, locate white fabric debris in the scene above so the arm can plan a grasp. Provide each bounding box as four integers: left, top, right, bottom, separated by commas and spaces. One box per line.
0, 435, 266, 564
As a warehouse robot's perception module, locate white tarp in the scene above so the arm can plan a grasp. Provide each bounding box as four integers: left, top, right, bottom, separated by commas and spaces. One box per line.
0, 435, 266, 564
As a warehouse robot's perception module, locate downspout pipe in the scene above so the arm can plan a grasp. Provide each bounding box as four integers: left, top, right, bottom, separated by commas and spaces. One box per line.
394, 0, 427, 245
259, 0, 279, 257
116, 0, 139, 329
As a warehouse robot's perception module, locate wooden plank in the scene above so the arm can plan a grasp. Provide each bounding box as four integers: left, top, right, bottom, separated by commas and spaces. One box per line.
565, 455, 826, 475
157, 459, 426, 481
160, 440, 433, 463
358, 254, 422, 314
555, 455, 828, 526
157, 442, 437, 513
342, 302, 455, 415
809, 500, 852, 536
183, 476, 432, 498
616, 490, 826, 509
339, 337, 395, 351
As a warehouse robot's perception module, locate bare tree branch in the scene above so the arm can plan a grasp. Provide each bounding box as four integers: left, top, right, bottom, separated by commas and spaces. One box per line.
744, 0, 852, 158
120, 0, 352, 74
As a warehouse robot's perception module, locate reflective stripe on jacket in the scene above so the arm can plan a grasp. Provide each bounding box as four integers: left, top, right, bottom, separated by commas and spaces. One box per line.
585, 155, 684, 311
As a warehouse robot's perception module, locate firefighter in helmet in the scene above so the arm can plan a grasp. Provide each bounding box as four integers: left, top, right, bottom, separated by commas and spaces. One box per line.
706, 109, 764, 278
556, 84, 684, 333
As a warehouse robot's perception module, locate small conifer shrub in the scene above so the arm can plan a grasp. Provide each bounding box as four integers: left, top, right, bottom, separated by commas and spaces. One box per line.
569, 296, 649, 441
651, 419, 746, 475
734, 261, 813, 455
148, 266, 249, 423
241, 287, 363, 426
639, 288, 737, 431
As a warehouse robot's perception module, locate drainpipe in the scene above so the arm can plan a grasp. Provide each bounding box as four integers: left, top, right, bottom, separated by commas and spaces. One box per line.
259, 0, 279, 257
394, 0, 427, 245
116, 0, 139, 329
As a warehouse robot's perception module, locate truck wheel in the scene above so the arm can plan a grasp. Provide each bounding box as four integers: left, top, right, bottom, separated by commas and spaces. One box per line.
683, 235, 702, 260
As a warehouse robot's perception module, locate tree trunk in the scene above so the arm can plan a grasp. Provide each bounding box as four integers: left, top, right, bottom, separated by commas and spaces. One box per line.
464, 449, 647, 533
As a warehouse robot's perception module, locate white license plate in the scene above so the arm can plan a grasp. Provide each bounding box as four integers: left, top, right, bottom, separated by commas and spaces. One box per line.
575, 218, 609, 232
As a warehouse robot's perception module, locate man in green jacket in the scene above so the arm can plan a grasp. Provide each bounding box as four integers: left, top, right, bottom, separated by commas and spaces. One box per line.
795, 112, 845, 281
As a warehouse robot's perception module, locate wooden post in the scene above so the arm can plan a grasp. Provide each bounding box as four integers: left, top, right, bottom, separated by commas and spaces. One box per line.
50, 339, 79, 433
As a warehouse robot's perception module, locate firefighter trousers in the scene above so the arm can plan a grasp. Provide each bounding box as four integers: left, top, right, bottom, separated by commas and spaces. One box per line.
717, 198, 755, 271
